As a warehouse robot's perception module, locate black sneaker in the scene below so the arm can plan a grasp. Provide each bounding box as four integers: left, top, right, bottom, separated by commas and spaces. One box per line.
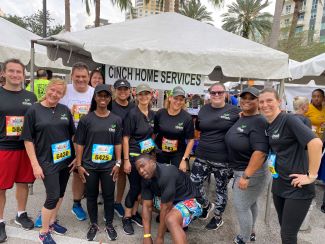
122, 217, 134, 235
234, 235, 246, 244
106, 223, 117, 241
205, 216, 224, 230
199, 203, 215, 220
0, 222, 7, 243
86, 224, 99, 241
15, 212, 34, 230
321, 204, 325, 213
250, 232, 256, 241
131, 212, 143, 227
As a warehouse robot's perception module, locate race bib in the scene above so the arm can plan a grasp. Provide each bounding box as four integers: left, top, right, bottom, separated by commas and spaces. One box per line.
72, 104, 90, 122
139, 138, 155, 153
92, 144, 114, 163
51, 140, 71, 164
162, 137, 178, 152
266, 152, 278, 178
6, 116, 24, 136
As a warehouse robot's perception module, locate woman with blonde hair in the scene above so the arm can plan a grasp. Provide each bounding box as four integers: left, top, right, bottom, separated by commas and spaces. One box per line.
22, 79, 75, 244
293, 96, 311, 128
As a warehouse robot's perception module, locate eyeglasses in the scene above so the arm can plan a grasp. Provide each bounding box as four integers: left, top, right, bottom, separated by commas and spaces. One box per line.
210, 91, 226, 96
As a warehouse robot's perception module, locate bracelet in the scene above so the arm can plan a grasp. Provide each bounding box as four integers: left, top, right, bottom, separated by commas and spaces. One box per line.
115, 160, 121, 167
143, 234, 151, 238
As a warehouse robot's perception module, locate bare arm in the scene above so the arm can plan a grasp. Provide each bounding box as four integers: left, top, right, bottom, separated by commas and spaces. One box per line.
24, 141, 44, 179
179, 139, 194, 172
142, 200, 153, 244
123, 136, 131, 174
156, 202, 173, 242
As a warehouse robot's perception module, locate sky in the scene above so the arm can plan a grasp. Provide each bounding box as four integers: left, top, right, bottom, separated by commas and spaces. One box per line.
0, 0, 276, 31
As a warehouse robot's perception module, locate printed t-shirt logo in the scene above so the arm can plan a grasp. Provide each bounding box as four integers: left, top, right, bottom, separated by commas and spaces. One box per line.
6, 116, 24, 136
220, 113, 230, 120
271, 129, 280, 140
109, 124, 116, 133
149, 119, 154, 128
22, 98, 32, 106
60, 113, 68, 121
175, 122, 184, 130
236, 124, 247, 133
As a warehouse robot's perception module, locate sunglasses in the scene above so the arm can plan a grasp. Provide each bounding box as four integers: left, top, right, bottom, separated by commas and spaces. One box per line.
210, 91, 226, 96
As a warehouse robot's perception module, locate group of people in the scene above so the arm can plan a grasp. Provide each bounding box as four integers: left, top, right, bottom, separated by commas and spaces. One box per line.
0, 58, 323, 244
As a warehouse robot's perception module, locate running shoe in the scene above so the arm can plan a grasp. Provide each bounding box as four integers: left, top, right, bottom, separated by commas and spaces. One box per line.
122, 217, 134, 235
87, 223, 99, 241
15, 212, 34, 230
199, 202, 215, 220
106, 223, 117, 241
0, 222, 7, 243
71, 203, 87, 221
205, 216, 224, 230
114, 203, 125, 218
250, 232, 256, 241
131, 212, 143, 227
34, 212, 42, 228
321, 204, 325, 213
234, 235, 246, 244
39, 231, 56, 244
50, 221, 67, 235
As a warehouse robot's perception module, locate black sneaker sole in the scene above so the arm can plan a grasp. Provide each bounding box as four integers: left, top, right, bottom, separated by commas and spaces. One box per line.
122, 229, 134, 235
14, 220, 34, 230
106, 230, 117, 241
87, 233, 97, 242
205, 219, 224, 230
131, 219, 143, 228
114, 209, 124, 218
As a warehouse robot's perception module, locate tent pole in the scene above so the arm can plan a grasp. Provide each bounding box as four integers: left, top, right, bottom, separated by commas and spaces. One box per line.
30, 40, 35, 92
279, 79, 285, 99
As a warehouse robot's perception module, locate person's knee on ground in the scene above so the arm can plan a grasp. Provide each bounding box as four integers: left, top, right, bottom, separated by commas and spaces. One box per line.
165, 210, 186, 244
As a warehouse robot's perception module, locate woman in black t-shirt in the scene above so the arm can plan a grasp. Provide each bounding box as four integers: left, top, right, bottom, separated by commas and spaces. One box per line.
74, 84, 121, 241
154, 86, 194, 171
122, 83, 155, 235
259, 88, 322, 244
22, 79, 75, 244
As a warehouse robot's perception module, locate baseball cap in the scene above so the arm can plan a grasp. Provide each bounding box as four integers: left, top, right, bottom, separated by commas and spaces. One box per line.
94, 84, 112, 96
114, 79, 131, 89
172, 86, 186, 97
240, 87, 259, 98
136, 83, 152, 94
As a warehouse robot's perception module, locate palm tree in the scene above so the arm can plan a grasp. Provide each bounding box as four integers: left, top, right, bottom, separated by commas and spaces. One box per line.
64, 0, 71, 31
268, 0, 283, 48
222, 0, 272, 41
179, 0, 213, 23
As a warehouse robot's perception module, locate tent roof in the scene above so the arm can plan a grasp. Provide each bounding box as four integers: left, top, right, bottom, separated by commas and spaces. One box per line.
0, 17, 68, 72
39, 13, 289, 80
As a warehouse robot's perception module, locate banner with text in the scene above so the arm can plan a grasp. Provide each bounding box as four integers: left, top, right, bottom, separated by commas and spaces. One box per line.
105, 65, 206, 94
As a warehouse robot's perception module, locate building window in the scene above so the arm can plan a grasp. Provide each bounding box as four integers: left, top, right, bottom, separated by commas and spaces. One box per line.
298, 13, 304, 20
296, 26, 303, 33
284, 19, 290, 26
311, 11, 317, 19
312, 0, 318, 9
285, 5, 291, 14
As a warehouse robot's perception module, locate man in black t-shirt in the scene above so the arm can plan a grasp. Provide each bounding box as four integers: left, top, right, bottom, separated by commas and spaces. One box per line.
135, 154, 202, 244
0, 59, 37, 242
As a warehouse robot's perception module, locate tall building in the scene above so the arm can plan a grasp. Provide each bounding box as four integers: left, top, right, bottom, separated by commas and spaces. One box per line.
280, 0, 325, 42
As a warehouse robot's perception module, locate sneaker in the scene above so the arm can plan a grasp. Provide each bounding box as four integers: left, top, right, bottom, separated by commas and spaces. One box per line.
39, 231, 56, 244
234, 235, 246, 244
98, 193, 104, 205
106, 223, 117, 241
199, 203, 215, 220
15, 212, 34, 230
250, 232, 256, 241
114, 203, 125, 218
87, 224, 99, 241
321, 204, 325, 213
71, 203, 87, 221
205, 216, 224, 230
131, 212, 143, 227
50, 221, 67, 235
35, 212, 42, 228
0, 222, 7, 243
122, 217, 134, 235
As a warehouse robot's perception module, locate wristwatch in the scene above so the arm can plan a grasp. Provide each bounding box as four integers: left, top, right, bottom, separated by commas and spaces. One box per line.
182, 156, 190, 162
242, 173, 250, 180
115, 160, 121, 167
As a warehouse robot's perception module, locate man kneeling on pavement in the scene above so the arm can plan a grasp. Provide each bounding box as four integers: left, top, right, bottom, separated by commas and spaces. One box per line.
135, 153, 202, 244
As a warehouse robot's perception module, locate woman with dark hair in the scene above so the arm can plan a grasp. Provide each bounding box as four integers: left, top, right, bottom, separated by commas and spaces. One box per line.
89, 70, 104, 88
74, 84, 122, 241
259, 88, 322, 244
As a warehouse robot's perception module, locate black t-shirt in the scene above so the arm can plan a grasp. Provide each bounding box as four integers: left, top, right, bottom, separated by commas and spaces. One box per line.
154, 109, 194, 156
123, 106, 155, 155
111, 100, 136, 122
21, 103, 75, 175
141, 163, 201, 204
268, 112, 316, 199
294, 114, 312, 129
195, 104, 241, 162
225, 115, 269, 171
75, 111, 122, 171
0, 87, 37, 150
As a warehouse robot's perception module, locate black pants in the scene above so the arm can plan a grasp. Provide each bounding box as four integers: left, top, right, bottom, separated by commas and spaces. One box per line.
85, 168, 115, 224
156, 152, 183, 168
125, 157, 141, 209
273, 194, 312, 244
43, 167, 70, 210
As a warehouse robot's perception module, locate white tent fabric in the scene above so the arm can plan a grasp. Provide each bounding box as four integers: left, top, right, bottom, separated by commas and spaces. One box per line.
41, 13, 289, 80
0, 17, 68, 71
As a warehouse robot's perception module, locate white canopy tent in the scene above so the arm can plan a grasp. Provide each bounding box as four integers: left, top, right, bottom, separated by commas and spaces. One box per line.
0, 17, 68, 72
33, 12, 290, 93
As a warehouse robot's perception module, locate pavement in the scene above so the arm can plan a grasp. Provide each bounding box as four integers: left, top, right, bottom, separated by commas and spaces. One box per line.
3, 170, 325, 244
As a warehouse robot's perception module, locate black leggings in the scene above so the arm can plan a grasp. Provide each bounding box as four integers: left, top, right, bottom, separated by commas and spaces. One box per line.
273, 194, 312, 244
85, 168, 115, 224
125, 157, 141, 209
43, 167, 70, 210
156, 152, 183, 168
